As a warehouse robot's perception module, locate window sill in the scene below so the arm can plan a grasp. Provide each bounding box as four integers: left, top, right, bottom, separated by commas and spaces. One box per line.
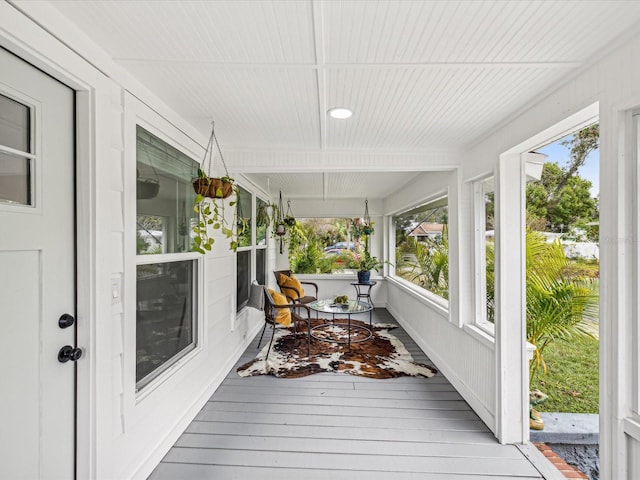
463, 323, 496, 350
386, 276, 449, 317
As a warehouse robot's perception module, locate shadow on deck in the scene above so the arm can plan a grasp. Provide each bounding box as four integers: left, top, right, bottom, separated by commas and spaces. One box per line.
149, 308, 546, 480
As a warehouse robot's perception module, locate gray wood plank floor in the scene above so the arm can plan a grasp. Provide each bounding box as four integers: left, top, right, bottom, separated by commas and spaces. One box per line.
149, 309, 544, 480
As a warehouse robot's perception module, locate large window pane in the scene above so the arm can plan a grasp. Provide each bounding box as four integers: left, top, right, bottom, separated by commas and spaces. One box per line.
394, 197, 449, 300
236, 250, 250, 310
136, 126, 199, 254
288, 218, 361, 274
136, 259, 197, 388
0, 152, 30, 205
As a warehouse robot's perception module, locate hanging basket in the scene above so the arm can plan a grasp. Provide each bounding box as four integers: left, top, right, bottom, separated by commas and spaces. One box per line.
211, 178, 234, 198
192, 177, 234, 199
192, 177, 211, 196
192, 121, 234, 199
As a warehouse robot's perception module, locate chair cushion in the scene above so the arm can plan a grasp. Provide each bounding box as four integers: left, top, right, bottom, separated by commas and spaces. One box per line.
278, 273, 304, 300
267, 288, 292, 327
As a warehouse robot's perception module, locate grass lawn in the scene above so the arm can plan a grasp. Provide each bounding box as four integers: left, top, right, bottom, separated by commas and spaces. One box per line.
530, 334, 599, 414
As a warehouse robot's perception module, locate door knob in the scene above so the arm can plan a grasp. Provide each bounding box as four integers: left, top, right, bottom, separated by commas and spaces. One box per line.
58, 313, 75, 329
58, 345, 83, 363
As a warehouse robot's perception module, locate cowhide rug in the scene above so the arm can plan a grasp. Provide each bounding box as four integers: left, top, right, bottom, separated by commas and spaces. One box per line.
237, 319, 438, 379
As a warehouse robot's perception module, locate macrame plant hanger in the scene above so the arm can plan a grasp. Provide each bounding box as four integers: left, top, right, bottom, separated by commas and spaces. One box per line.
205, 121, 231, 177
363, 199, 372, 252
286, 200, 294, 221
195, 121, 233, 199
363, 199, 371, 226
276, 191, 286, 254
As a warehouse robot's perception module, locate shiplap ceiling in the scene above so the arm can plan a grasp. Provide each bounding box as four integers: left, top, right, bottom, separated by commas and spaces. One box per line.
49, 0, 640, 200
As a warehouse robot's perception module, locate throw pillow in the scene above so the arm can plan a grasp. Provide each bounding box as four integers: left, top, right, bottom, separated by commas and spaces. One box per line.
267, 288, 292, 327
278, 273, 304, 300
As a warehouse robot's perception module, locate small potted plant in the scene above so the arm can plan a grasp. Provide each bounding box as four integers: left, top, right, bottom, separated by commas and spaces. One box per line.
355, 250, 392, 283
362, 222, 375, 236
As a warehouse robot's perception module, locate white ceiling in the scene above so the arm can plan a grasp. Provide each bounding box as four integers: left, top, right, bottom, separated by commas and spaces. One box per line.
49, 0, 640, 200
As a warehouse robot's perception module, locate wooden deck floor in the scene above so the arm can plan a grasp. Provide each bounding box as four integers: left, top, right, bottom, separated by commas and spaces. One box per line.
149, 309, 545, 480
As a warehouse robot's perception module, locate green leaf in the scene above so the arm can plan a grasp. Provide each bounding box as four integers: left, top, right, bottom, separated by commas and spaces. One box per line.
203, 243, 212, 251
213, 223, 221, 229
229, 241, 238, 251
194, 236, 202, 245
207, 219, 213, 224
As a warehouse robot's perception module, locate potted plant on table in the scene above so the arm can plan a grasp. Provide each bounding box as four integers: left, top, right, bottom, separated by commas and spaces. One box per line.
354, 250, 392, 283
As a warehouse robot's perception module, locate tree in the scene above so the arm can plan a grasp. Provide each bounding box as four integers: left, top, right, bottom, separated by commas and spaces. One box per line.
526, 158, 597, 233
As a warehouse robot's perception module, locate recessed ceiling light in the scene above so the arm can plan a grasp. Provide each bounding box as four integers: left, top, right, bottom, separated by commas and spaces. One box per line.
328, 107, 353, 119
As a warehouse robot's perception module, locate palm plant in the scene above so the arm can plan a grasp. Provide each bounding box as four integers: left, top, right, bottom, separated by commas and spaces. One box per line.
399, 234, 449, 300
525, 230, 598, 379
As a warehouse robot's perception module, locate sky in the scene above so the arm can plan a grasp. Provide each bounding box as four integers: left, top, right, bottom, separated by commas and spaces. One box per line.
535, 132, 599, 198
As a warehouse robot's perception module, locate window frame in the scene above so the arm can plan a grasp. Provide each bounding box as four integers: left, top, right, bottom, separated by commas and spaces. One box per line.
472, 174, 496, 336
235, 187, 269, 313
135, 253, 200, 390
391, 194, 450, 303
130, 118, 205, 397
0, 87, 41, 214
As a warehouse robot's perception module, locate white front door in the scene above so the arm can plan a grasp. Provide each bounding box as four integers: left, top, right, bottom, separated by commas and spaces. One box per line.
0, 48, 76, 479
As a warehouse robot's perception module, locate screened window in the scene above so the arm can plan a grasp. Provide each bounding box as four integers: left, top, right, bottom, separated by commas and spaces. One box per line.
288, 218, 364, 274
474, 177, 495, 330
394, 197, 449, 300
135, 126, 200, 390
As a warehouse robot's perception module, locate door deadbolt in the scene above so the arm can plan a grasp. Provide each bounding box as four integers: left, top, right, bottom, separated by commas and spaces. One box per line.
58, 313, 75, 329
58, 345, 82, 363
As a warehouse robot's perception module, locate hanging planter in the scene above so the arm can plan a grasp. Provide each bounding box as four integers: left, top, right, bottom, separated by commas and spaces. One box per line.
362, 199, 374, 235
283, 199, 296, 227
192, 121, 239, 254
191, 122, 235, 199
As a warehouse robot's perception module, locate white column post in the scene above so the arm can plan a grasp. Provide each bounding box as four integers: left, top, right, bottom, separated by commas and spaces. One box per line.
495, 153, 528, 444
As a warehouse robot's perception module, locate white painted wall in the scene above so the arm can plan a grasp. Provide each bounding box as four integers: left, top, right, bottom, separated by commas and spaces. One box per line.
381, 170, 500, 429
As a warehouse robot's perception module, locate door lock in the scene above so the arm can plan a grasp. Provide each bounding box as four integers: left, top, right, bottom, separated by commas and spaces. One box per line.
58, 313, 75, 329
58, 345, 82, 363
